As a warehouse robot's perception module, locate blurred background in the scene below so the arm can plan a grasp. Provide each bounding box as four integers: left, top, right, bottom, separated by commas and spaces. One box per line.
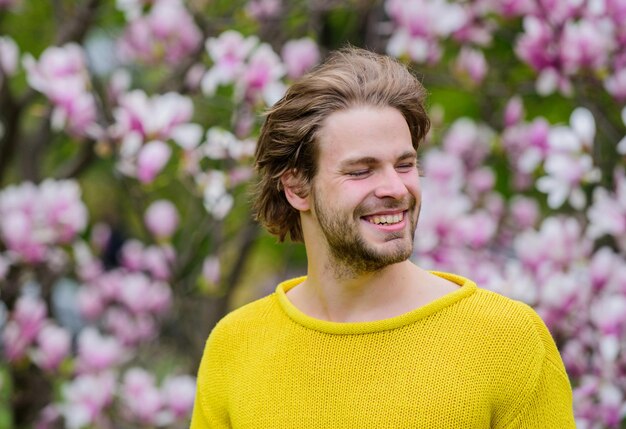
0, 0, 625, 427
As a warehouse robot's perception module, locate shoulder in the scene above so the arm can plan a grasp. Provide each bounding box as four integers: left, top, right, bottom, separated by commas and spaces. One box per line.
468, 287, 562, 360
210, 293, 280, 341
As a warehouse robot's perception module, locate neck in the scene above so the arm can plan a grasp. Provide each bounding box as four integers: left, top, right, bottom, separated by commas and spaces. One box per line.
293, 257, 427, 323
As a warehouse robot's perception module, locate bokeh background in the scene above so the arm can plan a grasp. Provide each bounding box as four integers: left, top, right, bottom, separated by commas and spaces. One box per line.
1, 0, 625, 427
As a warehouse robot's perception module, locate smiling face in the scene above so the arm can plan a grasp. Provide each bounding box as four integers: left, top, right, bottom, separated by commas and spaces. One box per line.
306, 105, 422, 274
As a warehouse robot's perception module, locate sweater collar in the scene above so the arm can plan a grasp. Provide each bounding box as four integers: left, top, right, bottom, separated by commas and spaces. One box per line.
275, 271, 478, 335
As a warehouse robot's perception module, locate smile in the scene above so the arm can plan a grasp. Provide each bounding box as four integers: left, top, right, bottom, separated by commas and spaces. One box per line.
363, 211, 405, 225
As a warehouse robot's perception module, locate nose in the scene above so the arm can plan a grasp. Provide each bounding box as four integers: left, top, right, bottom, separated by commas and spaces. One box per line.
373, 167, 409, 200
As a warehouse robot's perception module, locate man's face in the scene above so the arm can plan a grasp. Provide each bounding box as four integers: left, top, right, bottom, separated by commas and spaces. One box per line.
308, 105, 421, 274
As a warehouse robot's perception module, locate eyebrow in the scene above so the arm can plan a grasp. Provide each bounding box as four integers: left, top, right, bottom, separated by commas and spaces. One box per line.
339, 151, 417, 168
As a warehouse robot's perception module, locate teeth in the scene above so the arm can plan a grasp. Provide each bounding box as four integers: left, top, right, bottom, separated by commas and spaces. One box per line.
368, 213, 403, 225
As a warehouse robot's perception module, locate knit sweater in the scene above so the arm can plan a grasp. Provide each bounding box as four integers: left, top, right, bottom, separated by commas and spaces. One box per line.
190, 272, 575, 428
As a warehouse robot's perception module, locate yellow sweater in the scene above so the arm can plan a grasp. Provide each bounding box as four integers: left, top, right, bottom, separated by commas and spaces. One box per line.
190, 272, 575, 428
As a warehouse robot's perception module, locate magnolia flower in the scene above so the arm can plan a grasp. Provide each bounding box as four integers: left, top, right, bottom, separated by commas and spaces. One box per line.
202, 30, 259, 95
386, 0, 469, 63
454, 46, 488, 85
245, 0, 282, 19
59, 371, 116, 429
145, 200, 179, 239
161, 375, 196, 418
32, 324, 71, 371
504, 96, 524, 127
536, 108, 601, 209
76, 327, 126, 373
117, 0, 202, 65
238, 43, 286, 105
0, 36, 19, 79
136, 140, 172, 183
23, 43, 98, 136
281, 38, 320, 80
121, 367, 169, 425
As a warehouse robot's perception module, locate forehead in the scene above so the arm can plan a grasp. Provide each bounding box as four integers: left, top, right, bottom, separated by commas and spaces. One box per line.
316, 106, 414, 164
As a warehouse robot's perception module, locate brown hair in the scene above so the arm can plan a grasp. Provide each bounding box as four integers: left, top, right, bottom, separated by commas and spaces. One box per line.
253, 47, 430, 242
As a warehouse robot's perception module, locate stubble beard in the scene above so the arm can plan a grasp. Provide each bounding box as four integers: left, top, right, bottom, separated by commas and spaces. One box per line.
313, 190, 419, 277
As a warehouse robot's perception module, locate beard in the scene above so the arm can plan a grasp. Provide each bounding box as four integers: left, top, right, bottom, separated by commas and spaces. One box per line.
312, 188, 419, 276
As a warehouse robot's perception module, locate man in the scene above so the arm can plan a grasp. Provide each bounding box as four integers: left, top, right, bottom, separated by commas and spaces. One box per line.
190, 48, 575, 428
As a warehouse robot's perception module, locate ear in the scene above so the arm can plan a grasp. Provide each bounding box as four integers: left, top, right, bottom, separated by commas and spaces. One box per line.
281, 170, 311, 211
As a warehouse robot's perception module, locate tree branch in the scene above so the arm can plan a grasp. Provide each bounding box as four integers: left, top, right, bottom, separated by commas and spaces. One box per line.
55, 0, 101, 46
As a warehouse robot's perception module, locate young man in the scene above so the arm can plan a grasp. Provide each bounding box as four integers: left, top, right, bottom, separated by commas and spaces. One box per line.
190, 48, 575, 428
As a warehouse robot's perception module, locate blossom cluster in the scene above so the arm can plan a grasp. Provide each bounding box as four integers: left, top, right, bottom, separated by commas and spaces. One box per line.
23, 43, 99, 137
386, 0, 626, 100
0, 179, 88, 264
117, 0, 203, 66
202, 30, 319, 106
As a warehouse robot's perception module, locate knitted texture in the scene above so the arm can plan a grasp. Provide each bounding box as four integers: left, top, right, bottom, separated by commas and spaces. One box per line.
190, 272, 575, 428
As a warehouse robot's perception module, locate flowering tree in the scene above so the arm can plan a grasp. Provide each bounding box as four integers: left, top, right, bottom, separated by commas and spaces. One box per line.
0, 0, 624, 428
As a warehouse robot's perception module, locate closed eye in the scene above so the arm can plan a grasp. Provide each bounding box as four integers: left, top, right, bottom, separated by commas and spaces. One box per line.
396, 163, 416, 172
346, 169, 371, 177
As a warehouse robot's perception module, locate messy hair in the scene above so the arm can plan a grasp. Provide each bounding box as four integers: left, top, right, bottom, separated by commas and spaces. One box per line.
253, 47, 430, 242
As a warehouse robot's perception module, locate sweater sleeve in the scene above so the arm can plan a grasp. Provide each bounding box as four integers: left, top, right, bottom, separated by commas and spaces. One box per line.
189, 323, 231, 429
500, 305, 576, 429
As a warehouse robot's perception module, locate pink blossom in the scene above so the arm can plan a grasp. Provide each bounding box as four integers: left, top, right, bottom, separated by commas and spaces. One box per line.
456, 210, 497, 248
202, 255, 221, 285
442, 118, 492, 170
509, 196, 539, 228
281, 38, 320, 80
590, 295, 626, 336
145, 200, 179, 239
514, 216, 591, 274
536, 109, 601, 209
454, 46, 487, 85
59, 371, 116, 429
202, 127, 257, 160
14, 294, 47, 342
201, 171, 234, 219
161, 375, 196, 418
121, 367, 166, 425
104, 307, 156, 345
0, 0, 20, 9
504, 96, 524, 127
77, 286, 104, 320
76, 327, 126, 373
589, 247, 620, 292
39, 179, 89, 243
117, 0, 202, 65
202, 31, 259, 95
386, 0, 467, 43
32, 324, 71, 371
2, 321, 28, 361
137, 140, 171, 183
496, 0, 536, 17
121, 240, 144, 271
515, 16, 556, 71
142, 245, 172, 280
245, 0, 282, 19
112, 90, 194, 141
605, 68, 626, 101
466, 167, 495, 197
0, 36, 18, 79
0, 180, 88, 263
117, 271, 170, 314
239, 43, 286, 105
23, 43, 97, 137
560, 19, 614, 74
385, 0, 470, 63
587, 168, 626, 249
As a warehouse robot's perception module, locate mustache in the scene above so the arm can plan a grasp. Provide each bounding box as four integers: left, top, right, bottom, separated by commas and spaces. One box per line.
355, 195, 417, 217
